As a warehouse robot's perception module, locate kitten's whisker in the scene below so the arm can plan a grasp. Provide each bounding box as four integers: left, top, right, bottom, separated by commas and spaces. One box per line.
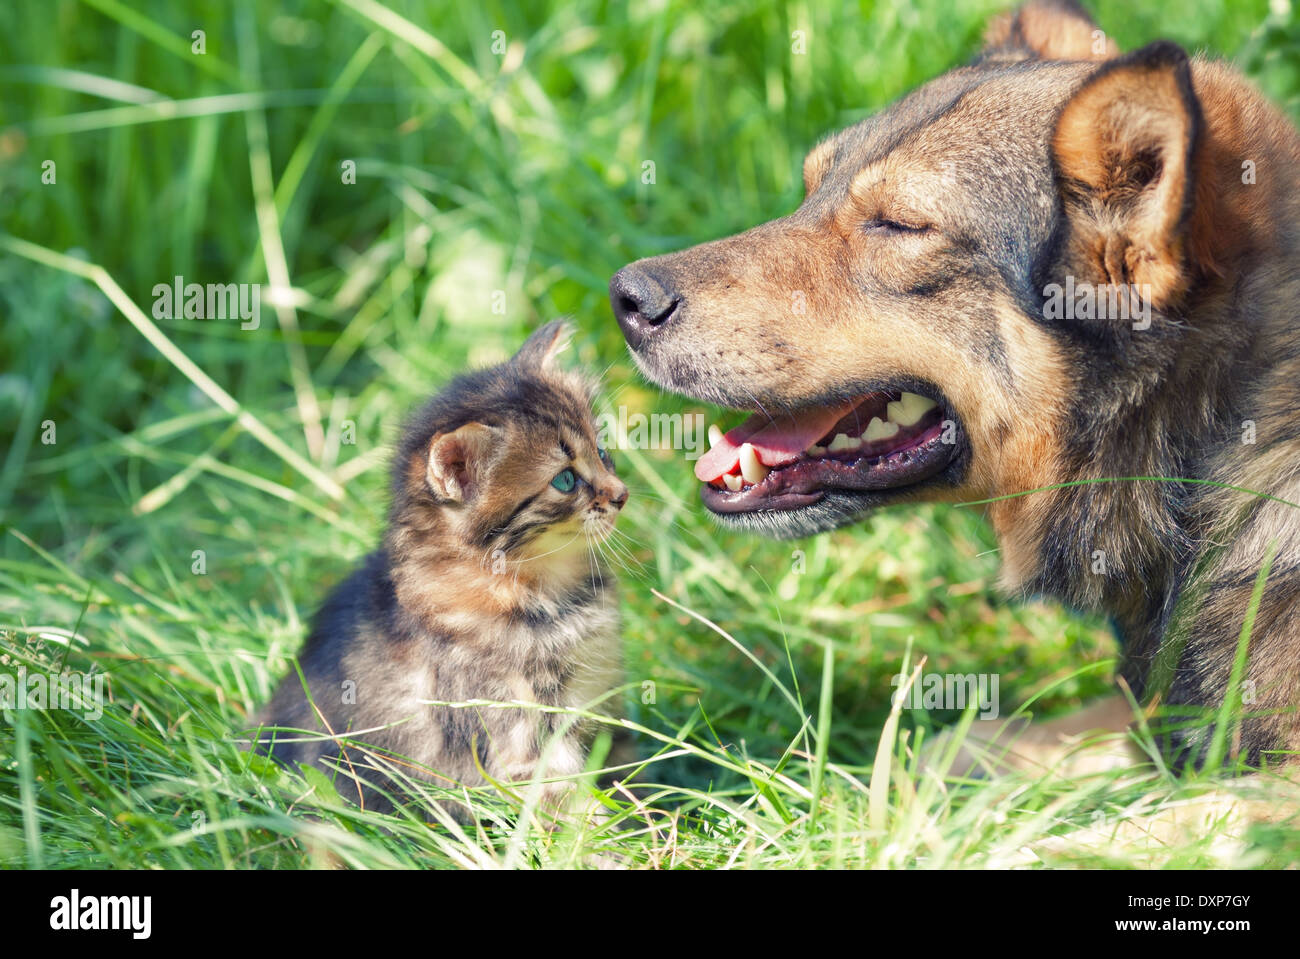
600, 527, 640, 567
621, 488, 692, 510
588, 534, 616, 579
588, 525, 646, 582
584, 535, 605, 590
606, 524, 651, 552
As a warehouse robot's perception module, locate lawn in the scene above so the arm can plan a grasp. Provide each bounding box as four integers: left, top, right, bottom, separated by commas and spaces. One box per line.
2, 0, 1298, 868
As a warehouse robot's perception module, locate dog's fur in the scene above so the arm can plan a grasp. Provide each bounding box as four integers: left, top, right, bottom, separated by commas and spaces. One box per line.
611, 0, 1300, 768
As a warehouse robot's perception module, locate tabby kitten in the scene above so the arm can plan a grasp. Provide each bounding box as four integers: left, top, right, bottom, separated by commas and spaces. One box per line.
255, 321, 628, 814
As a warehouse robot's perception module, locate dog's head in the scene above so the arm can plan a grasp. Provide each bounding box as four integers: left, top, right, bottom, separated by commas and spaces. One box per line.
611, 1, 1266, 581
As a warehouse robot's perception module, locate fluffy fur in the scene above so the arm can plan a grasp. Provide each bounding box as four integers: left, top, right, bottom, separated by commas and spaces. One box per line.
254, 321, 629, 813
610, 0, 1300, 767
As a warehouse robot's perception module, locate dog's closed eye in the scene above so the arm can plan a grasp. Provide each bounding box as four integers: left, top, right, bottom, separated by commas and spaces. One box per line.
863, 218, 932, 235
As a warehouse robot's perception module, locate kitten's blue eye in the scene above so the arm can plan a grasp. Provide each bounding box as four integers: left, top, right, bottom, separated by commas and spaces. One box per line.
551, 468, 577, 493
598, 447, 614, 470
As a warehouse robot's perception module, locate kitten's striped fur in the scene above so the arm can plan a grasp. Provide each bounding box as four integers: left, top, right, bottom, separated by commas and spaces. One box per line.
255, 322, 628, 814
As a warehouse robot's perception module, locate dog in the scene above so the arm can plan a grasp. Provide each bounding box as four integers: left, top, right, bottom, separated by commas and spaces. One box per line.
610, 0, 1300, 774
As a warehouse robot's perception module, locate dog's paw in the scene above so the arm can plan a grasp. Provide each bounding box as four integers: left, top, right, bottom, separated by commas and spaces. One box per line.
922, 694, 1146, 780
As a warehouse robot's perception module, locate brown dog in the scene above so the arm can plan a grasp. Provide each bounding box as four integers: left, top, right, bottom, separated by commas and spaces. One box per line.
611, 0, 1300, 770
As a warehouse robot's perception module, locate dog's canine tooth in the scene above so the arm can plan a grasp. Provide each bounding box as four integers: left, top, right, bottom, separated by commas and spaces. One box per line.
828, 432, 860, 452
708, 424, 724, 448
886, 393, 938, 427
723, 472, 743, 492
739, 443, 770, 484
906, 392, 937, 415
806, 443, 827, 456
864, 417, 901, 442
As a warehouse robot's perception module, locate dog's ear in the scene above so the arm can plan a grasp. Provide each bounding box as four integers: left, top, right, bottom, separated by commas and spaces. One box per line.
983, 0, 1117, 62
1052, 41, 1202, 309
427, 422, 499, 502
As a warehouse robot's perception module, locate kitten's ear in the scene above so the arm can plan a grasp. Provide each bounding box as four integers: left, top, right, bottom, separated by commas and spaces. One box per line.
512, 319, 574, 371
426, 422, 497, 502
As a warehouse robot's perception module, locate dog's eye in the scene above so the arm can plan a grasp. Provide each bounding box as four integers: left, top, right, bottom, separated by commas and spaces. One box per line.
864, 218, 929, 235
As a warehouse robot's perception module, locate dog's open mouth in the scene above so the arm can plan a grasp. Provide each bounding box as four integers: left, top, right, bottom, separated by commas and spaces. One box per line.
696, 389, 960, 514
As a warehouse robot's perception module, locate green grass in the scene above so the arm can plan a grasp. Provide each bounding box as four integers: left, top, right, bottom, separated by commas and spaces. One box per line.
2, 0, 1299, 869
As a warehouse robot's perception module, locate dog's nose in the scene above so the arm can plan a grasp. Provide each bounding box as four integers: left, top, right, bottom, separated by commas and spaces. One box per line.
610, 265, 679, 350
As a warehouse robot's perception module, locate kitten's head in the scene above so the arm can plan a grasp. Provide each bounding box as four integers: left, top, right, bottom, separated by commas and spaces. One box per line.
391, 321, 627, 579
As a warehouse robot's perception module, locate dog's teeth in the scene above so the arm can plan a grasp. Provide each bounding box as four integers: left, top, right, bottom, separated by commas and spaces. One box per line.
708, 424, 724, 448
739, 443, 770, 484
723, 472, 743, 492
864, 417, 900, 442
887, 392, 938, 427
806, 443, 827, 456
906, 392, 938, 415
828, 432, 860, 452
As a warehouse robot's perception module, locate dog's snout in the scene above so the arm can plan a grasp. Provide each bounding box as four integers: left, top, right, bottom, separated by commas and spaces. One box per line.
610, 265, 679, 350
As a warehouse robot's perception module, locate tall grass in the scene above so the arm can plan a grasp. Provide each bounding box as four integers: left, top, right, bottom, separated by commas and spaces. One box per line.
1, 0, 1298, 868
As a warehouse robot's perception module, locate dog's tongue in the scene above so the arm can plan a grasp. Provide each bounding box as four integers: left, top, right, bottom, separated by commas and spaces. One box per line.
694, 399, 861, 482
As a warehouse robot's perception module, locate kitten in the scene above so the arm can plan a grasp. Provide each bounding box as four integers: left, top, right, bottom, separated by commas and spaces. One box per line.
254, 321, 628, 816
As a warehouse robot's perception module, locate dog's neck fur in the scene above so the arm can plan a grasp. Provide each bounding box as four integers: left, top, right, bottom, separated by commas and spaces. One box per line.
1017, 60, 1300, 761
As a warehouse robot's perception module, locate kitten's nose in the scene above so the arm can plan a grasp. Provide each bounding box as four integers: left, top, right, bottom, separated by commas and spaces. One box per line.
605, 481, 628, 510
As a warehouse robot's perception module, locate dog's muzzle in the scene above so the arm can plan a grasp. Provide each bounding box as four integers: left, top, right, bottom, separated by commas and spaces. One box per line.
609, 264, 680, 350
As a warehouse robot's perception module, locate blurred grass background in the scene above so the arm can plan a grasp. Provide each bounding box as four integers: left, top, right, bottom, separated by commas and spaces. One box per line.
0, 0, 1297, 868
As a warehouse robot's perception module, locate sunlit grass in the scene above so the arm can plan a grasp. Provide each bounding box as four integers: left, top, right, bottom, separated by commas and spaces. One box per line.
1, 0, 1298, 868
